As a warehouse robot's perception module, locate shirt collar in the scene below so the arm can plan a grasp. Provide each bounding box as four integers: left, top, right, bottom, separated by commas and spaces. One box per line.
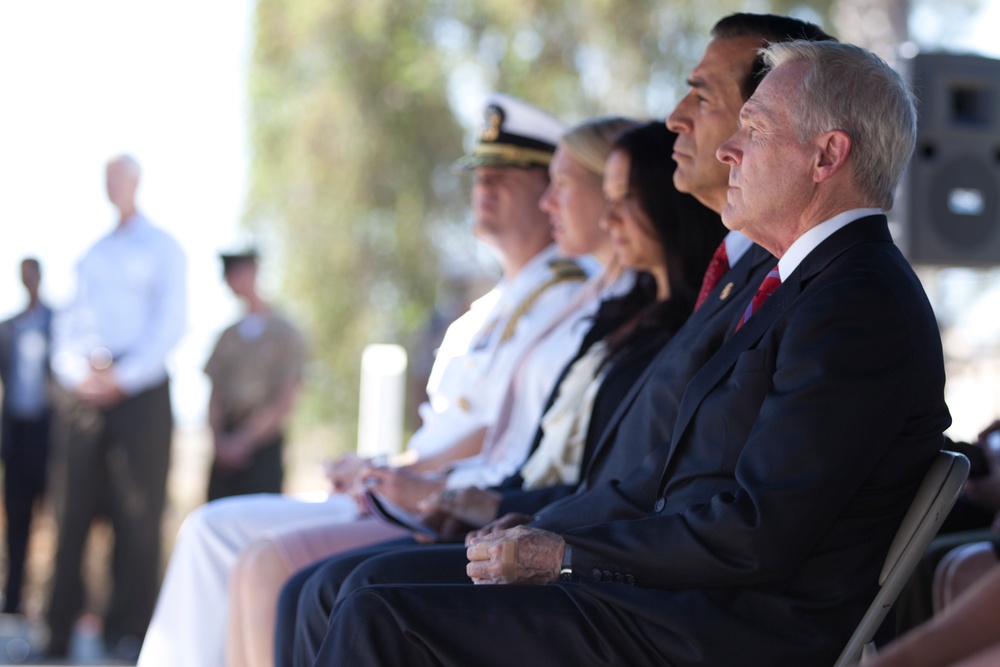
776, 208, 882, 281
114, 212, 149, 235
723, 231, 753, 268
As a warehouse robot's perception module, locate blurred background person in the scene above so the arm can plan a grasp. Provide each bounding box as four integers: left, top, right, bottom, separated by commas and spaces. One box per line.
204, 249, 307, 501
47, 154, 187, 660
0, 257, 52, 616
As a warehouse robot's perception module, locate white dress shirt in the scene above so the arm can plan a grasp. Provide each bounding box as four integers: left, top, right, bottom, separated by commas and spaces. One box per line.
776, 208, 882, 280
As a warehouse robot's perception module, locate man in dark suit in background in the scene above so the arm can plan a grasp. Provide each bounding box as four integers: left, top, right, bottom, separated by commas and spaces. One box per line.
277, 14, 837, 667
310, 38, 951, 667
0, 258, 53, 615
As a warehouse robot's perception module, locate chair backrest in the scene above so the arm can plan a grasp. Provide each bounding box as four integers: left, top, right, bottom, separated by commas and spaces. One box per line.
833, 449, 970, 666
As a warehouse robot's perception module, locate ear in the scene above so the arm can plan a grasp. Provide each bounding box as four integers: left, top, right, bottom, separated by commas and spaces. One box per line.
812, 130, 851, 183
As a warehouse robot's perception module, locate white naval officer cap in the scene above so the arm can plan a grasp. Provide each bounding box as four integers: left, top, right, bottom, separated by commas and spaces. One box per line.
453, 93, 566, 171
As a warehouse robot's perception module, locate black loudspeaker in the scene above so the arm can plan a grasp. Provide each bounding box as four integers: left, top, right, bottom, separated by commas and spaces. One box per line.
898, 53, 1000, 267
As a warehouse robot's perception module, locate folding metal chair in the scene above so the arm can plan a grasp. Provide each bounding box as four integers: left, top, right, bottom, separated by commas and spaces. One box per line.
833, 449, 970, 666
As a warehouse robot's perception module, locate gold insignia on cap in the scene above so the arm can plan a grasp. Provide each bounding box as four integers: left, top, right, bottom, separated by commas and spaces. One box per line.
458, 397, 472, 412
481, 106, 503, 142
719, 282, 735, 300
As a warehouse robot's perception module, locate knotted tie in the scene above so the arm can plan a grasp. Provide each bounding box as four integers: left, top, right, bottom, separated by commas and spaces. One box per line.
736, 265, 781, 331
693, 241, 729, 311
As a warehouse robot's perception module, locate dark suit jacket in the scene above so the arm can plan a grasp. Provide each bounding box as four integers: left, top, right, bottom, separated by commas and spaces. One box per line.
525, 243, 775, 522
551, 216, 950, 665
493, 313, 672, 511
498, 244, 776, 517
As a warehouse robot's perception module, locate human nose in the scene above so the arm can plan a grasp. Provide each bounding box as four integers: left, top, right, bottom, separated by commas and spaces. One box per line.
716, 131, 742, 166
667, 94, 695, 134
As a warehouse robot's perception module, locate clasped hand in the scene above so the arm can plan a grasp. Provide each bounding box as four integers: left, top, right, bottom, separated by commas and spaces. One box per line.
75, 369, 124, 409
465, 525, 564, 585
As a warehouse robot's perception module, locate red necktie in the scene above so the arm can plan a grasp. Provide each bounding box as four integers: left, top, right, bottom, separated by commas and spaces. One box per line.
736, 265, 781, 331
693, 241, 729, 311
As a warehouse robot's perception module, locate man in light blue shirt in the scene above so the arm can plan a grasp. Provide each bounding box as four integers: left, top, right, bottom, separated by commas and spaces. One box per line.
47, 154, 187, 660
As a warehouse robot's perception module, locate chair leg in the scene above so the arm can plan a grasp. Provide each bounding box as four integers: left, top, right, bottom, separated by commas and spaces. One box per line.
861, 640, 877, 662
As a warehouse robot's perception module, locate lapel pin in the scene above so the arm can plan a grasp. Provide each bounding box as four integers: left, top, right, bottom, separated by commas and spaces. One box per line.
719, 282, 735, 300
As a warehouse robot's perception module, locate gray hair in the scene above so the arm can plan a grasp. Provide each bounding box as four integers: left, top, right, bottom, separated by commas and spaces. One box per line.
761, 40, 916, 210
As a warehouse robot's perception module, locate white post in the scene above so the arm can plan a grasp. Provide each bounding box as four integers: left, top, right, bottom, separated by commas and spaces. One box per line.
357, 344, 407, 458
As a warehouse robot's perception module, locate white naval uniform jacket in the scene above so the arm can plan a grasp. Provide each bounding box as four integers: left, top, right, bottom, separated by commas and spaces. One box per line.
407, 244, 589, 461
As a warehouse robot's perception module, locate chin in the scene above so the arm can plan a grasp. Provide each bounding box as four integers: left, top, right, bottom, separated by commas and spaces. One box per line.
672, 173, 693, 195
720, 208, 742, 231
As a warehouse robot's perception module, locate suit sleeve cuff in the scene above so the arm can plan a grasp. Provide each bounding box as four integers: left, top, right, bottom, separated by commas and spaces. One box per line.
559, 544, 574, 581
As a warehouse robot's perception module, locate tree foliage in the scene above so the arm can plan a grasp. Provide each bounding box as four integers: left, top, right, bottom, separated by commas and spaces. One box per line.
245, 0, 844, 450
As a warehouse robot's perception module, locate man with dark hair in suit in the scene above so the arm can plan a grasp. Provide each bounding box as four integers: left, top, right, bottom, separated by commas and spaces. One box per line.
297, 30, 950, 667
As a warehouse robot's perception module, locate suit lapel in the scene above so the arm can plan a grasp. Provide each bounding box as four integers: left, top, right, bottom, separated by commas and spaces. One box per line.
580, 244, 774, 481
662, 215, 892, 478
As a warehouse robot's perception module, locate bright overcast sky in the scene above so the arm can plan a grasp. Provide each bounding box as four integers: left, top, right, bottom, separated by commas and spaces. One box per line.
1, 0, 999, 428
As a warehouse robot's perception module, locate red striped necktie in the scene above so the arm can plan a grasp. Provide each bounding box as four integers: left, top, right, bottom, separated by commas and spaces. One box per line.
736, 265, 781, 331
693, 241, 729, 312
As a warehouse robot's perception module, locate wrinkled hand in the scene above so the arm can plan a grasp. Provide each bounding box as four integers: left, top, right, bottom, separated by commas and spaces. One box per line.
465, 512, 533, 546
466, 525, 563, 585
965, 446, 1000, 512
363, 466, 446, 512
418, 486, 502, 529
76, 370, 124, 409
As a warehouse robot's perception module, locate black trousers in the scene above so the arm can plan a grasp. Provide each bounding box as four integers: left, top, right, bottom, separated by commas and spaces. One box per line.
317, 575, 678, 667
46, 380, 172, 654
281, 539, 850, 666
1, 413, 50, 613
